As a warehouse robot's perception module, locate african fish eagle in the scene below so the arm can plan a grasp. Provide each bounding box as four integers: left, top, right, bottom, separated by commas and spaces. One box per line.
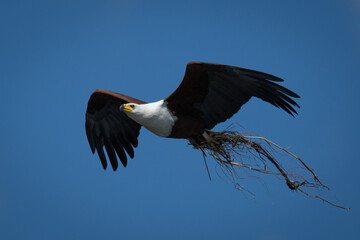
85, 62, 299, 170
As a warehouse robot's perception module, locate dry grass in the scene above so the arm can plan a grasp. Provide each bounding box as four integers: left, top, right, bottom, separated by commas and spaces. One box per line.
188, 130, 349, 210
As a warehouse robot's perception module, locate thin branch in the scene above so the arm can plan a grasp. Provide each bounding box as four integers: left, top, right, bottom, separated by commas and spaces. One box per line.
243, 136, 327, 189
297, 188, 350, 210
201, 150, 212, 181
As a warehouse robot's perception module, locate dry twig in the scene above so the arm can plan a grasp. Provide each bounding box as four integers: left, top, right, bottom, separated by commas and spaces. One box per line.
188, 130, 349, 210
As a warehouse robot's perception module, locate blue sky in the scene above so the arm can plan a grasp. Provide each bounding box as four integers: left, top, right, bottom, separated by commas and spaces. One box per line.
1, 0, 360, 239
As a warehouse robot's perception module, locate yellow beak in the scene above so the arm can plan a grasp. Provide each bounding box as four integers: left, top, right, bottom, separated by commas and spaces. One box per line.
121, 104, 134, 112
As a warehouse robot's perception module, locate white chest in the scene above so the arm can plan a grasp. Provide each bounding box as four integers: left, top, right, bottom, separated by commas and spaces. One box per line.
124, 100, 177, 137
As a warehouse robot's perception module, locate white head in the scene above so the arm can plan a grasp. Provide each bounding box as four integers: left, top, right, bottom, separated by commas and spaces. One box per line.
119, 100, 177, 137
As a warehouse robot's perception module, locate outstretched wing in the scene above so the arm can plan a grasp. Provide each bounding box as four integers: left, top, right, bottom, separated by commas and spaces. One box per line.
85, 89, 146, 170
165, 62, 300, 129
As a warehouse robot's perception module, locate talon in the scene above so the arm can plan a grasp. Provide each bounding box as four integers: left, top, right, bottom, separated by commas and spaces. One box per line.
202, 131, 220, 149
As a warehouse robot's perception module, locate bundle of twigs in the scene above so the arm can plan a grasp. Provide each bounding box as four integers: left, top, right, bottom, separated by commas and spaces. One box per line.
188, 130, 349, 210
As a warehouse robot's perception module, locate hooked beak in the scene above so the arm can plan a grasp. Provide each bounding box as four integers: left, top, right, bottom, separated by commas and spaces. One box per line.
120, 104, 133, 112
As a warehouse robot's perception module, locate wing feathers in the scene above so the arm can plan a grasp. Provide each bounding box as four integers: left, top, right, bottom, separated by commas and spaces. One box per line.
263, 80, 300, 98
238, 69, 284, 82
118, 136, 135, 158
85, 117, 96, 153
86, 90, 145, 170
112, 137, 128, 167
104, 139, 118, 171
95, 136, 107, 170
165, 62, 300, 130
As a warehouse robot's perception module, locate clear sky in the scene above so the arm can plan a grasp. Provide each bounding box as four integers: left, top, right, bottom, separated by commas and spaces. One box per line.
1, 0, 360, 239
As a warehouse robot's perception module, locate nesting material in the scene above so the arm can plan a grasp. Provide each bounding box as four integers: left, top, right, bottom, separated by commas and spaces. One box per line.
188, 130, 349, 210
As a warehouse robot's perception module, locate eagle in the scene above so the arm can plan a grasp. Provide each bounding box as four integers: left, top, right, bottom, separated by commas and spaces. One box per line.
85, 62, 299, 170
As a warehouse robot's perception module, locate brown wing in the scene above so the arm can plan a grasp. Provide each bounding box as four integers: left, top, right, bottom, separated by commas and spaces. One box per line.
165, 62, 300, 129
85, 89, 146, 170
